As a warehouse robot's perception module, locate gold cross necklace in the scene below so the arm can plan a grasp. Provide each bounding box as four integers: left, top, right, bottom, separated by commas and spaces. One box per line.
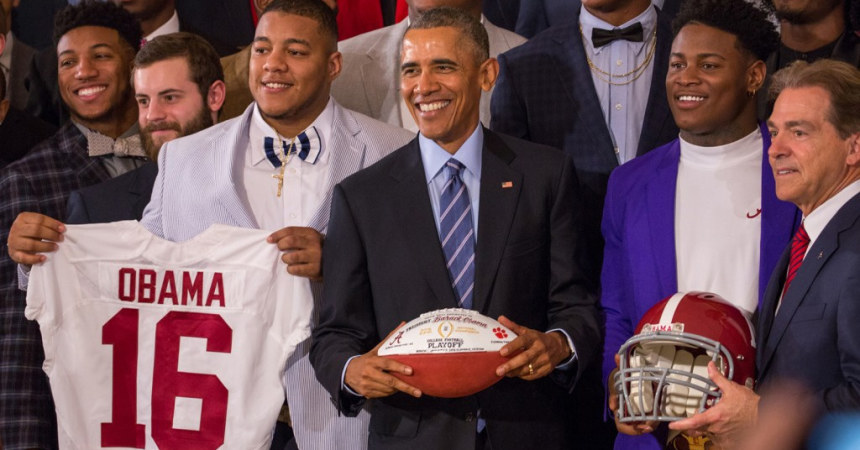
270, 130, 296, 197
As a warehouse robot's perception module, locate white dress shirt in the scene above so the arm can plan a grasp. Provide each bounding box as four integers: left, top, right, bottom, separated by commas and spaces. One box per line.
580, 5, 657, 164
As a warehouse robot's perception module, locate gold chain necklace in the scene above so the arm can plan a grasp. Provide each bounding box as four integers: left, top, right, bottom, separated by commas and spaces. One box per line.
270, 130, 296, 198
581, 24, 657, 86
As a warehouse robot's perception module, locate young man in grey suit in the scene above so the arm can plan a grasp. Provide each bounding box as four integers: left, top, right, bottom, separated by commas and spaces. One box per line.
9, 1, 412, 449
670, 59, 860, 448
331, 0, 525, 132
311, 8, 600, 449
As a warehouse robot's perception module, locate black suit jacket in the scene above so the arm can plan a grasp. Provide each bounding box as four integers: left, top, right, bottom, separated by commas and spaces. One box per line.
0, 107, 56, 169
65, 162, 157, 224
491, 6, 678, 284
311, 129, 601, 450
756, 191, 860, 412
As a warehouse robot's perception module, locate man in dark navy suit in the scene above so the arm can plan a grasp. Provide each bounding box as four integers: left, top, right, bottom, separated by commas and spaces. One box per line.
311, 7, 601, 449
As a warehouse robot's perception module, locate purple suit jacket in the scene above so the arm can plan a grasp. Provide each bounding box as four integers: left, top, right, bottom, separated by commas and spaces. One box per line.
600, 122, 800, 450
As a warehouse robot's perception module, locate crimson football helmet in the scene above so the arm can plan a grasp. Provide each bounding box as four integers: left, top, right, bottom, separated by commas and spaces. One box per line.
614, 292, 756, 423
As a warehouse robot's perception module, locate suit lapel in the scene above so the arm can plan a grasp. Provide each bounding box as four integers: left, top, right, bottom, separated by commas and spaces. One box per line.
389, 140, 460, 307
636, 11, 674, 156
645, 141, 680, 294
473, 131, 522, 313
362, 21, 406, 125
213, 105, 257, 228
307, 103, 366, 233
552, 20, 617, 169
759, 192, 860, 375
130, 163, 158, 219
63, 124, 111, 186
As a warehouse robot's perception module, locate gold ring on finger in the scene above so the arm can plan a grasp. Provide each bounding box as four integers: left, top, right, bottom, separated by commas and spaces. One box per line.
528, 363, 534, 375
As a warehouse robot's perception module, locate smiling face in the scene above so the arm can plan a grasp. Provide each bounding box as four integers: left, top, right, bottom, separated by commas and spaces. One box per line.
400, 26, 496, 153
666, 23, 764, 146
57, 25, 136, 134
767, 86, 860, 215
249, 11, 340, 137
134, 57, 215, 160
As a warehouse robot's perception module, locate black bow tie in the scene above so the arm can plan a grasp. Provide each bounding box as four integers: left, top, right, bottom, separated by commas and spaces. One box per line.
591, 22, 644, 47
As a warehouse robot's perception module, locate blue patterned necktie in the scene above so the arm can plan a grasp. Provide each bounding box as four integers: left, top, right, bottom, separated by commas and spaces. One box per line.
439, 158, 475, 309
263, 126, 321, 167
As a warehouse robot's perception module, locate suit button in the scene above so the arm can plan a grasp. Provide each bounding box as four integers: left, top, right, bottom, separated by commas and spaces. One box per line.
465, 412, 475, 422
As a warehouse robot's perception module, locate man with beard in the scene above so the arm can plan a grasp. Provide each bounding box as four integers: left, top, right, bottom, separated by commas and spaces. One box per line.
65, 32, 226, 223
0, 2, 144, 447
759, 0, 859, 117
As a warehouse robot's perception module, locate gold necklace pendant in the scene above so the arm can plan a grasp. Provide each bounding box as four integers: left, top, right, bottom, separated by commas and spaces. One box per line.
270, 134, 296, 197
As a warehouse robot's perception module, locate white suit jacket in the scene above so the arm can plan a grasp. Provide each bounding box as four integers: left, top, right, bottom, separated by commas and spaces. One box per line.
332, 18, 527, 128
141, 100, 414, 449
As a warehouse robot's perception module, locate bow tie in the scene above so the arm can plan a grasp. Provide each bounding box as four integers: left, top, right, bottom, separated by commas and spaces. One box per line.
263, 126, 321, 168
591, 22, 644, 48
87, 133, 147, 158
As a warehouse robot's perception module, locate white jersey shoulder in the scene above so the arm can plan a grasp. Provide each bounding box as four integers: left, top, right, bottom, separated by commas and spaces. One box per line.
26, 221, 312, 450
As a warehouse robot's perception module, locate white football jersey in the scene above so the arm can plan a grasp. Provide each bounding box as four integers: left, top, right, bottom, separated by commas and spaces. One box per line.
26, 221, 312, 450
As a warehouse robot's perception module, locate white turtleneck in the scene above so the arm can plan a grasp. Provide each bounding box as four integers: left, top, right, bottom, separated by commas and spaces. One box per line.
675, 127, 763, 314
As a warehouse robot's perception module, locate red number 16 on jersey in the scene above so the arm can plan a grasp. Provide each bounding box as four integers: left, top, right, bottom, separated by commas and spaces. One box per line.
101, 308, 232, 449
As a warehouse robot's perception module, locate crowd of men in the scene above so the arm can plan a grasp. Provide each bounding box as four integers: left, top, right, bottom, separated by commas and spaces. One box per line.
0, 0, 859, 449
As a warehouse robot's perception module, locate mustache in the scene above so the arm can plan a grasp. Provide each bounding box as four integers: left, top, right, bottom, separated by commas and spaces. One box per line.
143, 122, 182, 133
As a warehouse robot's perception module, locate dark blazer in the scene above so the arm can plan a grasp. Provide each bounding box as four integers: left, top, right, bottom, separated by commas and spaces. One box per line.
491, 6, 678, 282
0, 107, 56, 169
66, 162, 157, 224
311, 129, 601, 450
600, 124, 800, 450
8, 35, 37, 111
757, 191, 860, 412
0, 122, 111, 448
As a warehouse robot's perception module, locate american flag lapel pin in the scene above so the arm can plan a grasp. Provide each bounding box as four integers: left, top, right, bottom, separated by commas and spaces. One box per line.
501, 181, 513, 188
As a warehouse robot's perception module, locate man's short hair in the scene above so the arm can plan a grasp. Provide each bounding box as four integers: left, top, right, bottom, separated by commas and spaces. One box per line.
52, 0, 142, 52
672, 0, 779, 61
134, 32, 225, 104
408, 7, 489, 64
262, 0, 338, 52
770, 59, 860, 139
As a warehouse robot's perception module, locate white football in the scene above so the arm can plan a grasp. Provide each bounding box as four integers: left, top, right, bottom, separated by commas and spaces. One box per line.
378, 308, 516, 398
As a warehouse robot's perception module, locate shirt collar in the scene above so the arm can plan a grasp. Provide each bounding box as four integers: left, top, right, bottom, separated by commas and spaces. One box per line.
579, 3, 657, 56
72, 120, 140, 140
0, 32, 13, 73
249, 97, 335, 166
420, 124, 483, 185
802, 179, 860, 246
145, 10, 181, 41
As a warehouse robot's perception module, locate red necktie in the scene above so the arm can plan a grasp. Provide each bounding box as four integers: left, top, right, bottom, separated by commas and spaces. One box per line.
782, 224, 810, 298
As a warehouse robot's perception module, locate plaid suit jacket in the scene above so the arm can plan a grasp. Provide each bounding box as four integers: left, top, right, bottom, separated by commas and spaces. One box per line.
0, 122, 110, 449
490, 7, 679, 283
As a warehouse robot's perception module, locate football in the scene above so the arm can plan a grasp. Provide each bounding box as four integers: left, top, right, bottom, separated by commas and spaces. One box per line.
378, 308, 517, 398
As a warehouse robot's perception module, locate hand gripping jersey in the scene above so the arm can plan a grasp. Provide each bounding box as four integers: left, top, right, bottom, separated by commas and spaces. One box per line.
25, 221, 312, 450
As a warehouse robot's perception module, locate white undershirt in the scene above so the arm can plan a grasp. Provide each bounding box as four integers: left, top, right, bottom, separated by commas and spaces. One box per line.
675, 128, 763, 314
243, 99, 332, 232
